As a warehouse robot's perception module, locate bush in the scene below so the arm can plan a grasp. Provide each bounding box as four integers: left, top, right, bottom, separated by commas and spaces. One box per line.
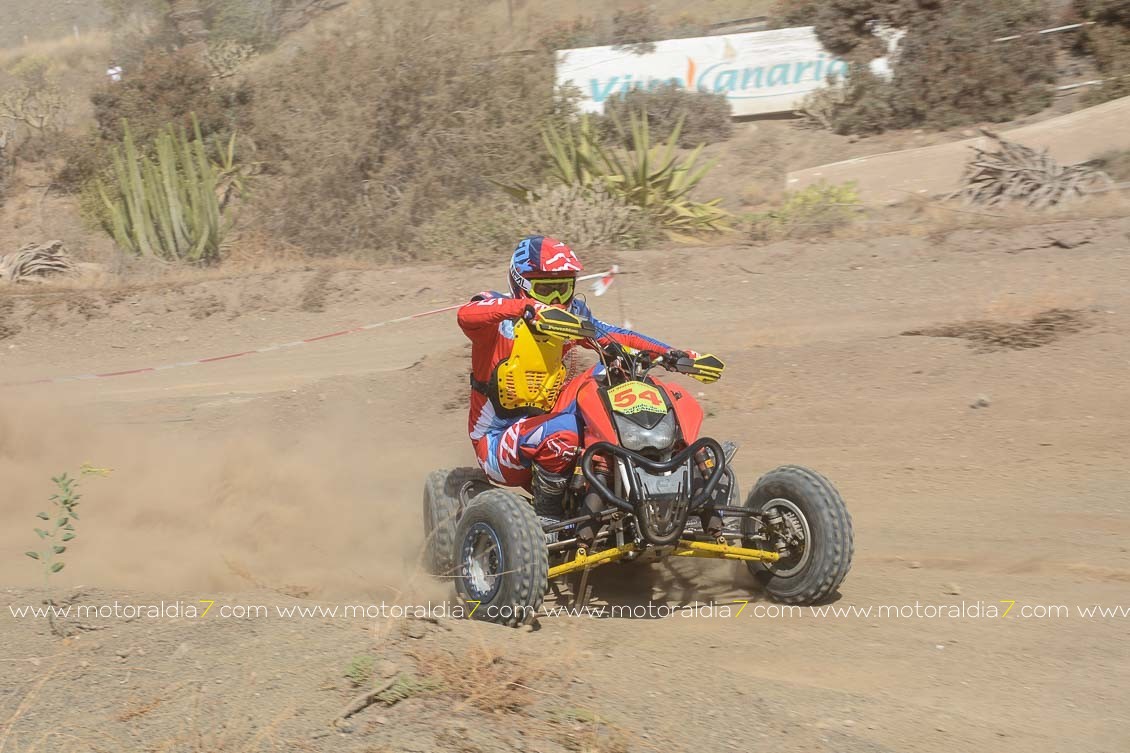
247, 0, 563, 258
1073, 0, 1130, 104
795, 0, 1055, 133
536, 7, 708, 53
90, 49, 249, 146
599, 84, 732, 148
52, 132, 108, 194
889, 0, 1054, 129
510, 183, 652, 249
609, 8, 662, 54
412, 199, 522, 262
0, 56, 66, 153
750, 181, 861, 242
798, 63, 896, 135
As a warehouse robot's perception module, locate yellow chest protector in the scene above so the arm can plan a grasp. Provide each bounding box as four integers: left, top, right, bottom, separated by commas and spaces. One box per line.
491, 319, 568, 417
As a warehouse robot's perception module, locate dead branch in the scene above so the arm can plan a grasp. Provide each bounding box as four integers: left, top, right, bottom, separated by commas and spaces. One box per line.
949, 130, 1114, 208
333, 674, 400, 726
0, 240, 75, 283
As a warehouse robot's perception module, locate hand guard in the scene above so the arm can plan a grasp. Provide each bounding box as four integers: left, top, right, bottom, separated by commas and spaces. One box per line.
687, 354, 724, 383
667, 350, 724, 383
525, 305, 593, 340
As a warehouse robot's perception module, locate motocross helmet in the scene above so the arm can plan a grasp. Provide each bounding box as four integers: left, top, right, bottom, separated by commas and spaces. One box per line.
508, 235, 583, 306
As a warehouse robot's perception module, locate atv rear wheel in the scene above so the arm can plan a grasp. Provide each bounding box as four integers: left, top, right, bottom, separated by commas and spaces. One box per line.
422, 468, 490, 576
743, 465, 853, 605
453, 489, 548, 627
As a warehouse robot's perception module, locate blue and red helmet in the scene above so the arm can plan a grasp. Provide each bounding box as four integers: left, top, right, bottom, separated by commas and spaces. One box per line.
508, 235, 584, 306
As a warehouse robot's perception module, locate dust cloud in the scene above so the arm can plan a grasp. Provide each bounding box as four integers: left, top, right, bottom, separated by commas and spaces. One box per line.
0, 395, 450, 601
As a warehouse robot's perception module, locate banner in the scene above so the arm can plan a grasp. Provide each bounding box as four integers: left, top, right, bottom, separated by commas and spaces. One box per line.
556, 26, 850, 117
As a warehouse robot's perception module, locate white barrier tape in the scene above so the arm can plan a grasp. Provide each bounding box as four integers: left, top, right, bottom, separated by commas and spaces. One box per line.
5, 268, 620, 387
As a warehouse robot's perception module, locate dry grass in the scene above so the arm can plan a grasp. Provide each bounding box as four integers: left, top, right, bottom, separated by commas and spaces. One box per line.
0, 32, 112, 74
486, 0, 774, 47
408, 641, 537, 713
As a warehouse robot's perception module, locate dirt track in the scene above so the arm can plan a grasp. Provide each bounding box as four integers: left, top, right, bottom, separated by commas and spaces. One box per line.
2, 218, 1130, 752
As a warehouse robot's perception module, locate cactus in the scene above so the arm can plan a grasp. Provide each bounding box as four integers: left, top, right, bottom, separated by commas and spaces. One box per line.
99, 115, 229, 264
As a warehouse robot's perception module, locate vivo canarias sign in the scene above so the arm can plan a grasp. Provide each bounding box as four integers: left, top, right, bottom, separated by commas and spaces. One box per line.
556, 26, 850, 117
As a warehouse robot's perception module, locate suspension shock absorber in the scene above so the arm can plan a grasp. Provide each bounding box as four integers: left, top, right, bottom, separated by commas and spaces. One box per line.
694, 447, 723, 539
764, 512, 789, 556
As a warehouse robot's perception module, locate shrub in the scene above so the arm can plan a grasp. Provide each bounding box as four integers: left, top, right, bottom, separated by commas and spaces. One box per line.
247, 0, 562, 258
510, 183, 652, 249
609, 8, 662, 54
90, 49, 249, 146
412, 198, 522, 262
600, 84, 732, 148
889, 0, 1054, 129
52, 132, 108, 194
537, 17, 604, 53
795, 0, 1055, 133
1073, 1, 1130, 103
767, 0, 821, 29
750, 181, 861, 242
799, 63, 896, 135
536, 8, 708, 53
0, 56, 66, 152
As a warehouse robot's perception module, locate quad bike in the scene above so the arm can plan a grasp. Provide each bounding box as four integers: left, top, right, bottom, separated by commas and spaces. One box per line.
424, 308, 853, 626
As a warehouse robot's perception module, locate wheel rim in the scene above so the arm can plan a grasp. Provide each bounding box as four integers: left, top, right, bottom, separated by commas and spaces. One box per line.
762, 497, 811, 577
460, 522, 504, 601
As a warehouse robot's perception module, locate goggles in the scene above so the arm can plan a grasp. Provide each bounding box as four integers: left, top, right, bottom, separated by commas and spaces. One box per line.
527, 277, 575, 305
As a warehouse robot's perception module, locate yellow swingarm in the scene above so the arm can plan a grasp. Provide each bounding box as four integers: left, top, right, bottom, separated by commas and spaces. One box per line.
547, 540, 780, 580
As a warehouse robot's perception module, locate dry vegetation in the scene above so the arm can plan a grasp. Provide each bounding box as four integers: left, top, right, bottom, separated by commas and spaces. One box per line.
779, 0, 1057, 133
0, 0, 1127, 270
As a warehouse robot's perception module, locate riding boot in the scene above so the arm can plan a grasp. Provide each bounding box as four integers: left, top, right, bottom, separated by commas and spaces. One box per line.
532, 464, 569, 521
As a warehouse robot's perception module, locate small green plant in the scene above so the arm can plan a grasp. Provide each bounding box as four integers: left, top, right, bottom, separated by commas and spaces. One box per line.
500, 112, 730, 240
98, 115, 236, 263
374, 674, 443, 704
750, 181, 862, 242
345, 655, 375, 687
26, 465, 109, 584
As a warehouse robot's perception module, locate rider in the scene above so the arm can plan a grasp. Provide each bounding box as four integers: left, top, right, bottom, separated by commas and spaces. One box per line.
458, 235, 720, 519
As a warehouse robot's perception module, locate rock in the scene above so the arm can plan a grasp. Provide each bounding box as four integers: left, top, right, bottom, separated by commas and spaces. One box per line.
944, 583, 961, 595
971, 395, 991, 409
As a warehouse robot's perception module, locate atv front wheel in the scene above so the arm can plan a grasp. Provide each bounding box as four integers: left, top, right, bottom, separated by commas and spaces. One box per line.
743, 465, 853, 605
422, 468, 490, 576
453, 489, 548, 627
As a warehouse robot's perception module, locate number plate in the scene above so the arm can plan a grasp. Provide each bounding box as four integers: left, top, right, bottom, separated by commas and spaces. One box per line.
607, 381, 668, 416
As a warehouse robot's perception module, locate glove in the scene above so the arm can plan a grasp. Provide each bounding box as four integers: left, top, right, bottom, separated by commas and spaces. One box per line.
663, 349, 698, 367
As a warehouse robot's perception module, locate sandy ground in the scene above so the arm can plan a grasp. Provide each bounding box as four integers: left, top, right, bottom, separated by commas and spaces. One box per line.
2, 216, 1130, 752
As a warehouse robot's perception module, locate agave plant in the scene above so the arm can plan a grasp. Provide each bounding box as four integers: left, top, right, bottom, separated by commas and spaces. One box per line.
500, 111, 730, 240
98, 115, 231, 264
